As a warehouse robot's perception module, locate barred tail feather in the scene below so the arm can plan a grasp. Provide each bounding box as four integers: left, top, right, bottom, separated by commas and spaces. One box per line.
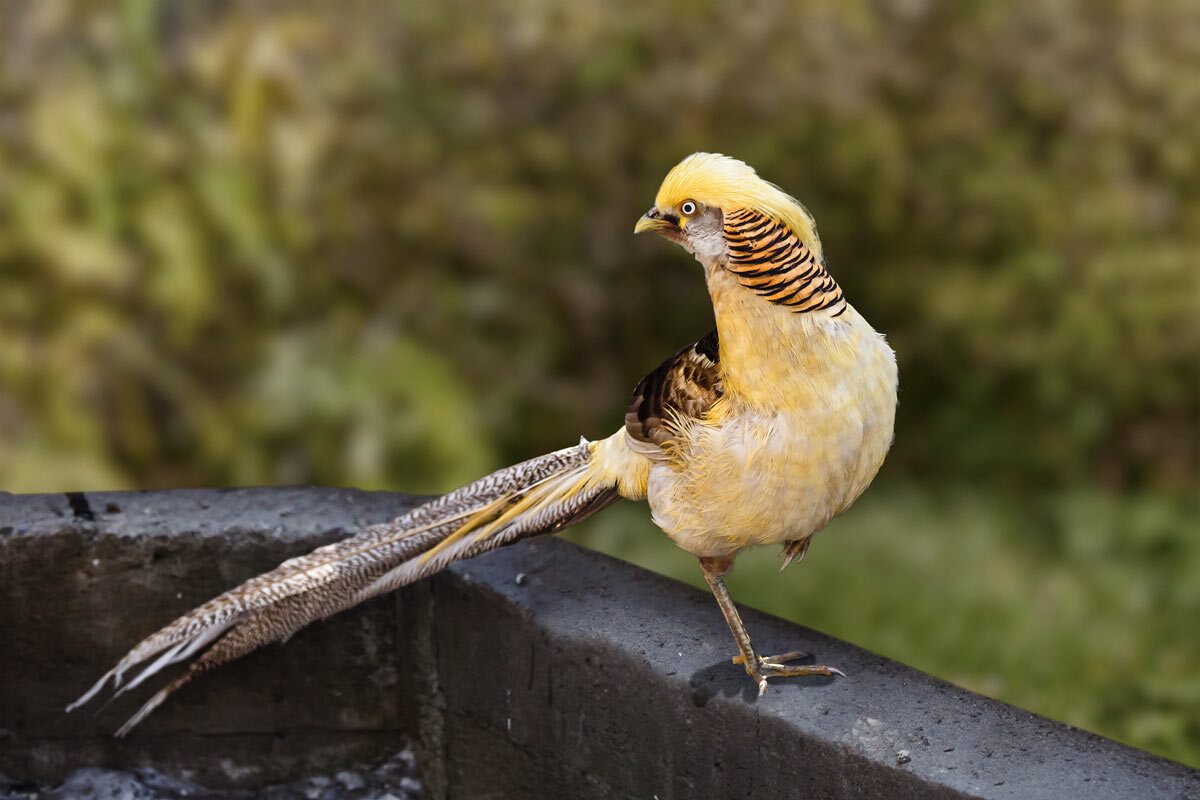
355, 463, 621, 603
68, 437, 623, 735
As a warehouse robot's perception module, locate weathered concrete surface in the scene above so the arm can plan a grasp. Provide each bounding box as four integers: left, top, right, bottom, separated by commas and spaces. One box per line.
0, 488, 422, 787
2, 488, 1198, 799
405, 540, 1200, 800
0, 748, 423, 800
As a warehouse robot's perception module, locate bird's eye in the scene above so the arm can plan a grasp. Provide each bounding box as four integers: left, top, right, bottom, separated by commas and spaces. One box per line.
680, 200, 698, 216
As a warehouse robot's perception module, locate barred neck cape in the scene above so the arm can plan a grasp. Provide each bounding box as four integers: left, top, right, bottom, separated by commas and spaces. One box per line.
652, 152, 845, 316
723, 208, 846, 316
654, 152, 825, 264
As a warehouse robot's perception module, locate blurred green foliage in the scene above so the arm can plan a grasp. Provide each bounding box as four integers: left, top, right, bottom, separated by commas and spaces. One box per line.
0, 0, 1196, 766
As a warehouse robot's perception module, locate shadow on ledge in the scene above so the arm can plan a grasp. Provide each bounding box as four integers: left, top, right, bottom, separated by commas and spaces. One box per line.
0, 487, 1196, 800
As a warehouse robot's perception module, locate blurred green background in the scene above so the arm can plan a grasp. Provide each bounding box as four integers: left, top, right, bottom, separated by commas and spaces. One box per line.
1, 0, 1197, 766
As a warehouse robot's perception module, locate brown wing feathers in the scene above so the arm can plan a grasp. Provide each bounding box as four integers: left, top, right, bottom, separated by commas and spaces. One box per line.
724, 208, 846, 316
625, 330, 723, 449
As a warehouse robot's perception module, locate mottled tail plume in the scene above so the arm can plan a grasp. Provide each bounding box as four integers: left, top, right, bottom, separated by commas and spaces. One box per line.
68, 438, 621, 736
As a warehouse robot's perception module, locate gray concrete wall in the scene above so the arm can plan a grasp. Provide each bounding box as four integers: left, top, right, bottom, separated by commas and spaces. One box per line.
1, 488, 1197, 799
0, 488, 418, 787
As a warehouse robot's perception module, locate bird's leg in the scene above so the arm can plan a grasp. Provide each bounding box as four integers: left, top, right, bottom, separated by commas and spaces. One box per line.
699, 556, 844, 696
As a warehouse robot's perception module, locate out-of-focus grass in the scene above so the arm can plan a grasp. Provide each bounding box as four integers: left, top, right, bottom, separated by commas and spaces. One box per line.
563, 484, 1200, 767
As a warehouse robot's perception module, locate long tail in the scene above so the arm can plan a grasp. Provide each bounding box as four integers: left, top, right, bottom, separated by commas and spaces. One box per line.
68, 435, 627, 736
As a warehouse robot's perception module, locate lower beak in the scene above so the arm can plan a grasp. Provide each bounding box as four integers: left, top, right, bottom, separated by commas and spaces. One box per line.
634, 208, 672, 235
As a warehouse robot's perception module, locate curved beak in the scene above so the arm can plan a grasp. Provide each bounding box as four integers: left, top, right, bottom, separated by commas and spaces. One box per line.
634, 207, 673, 235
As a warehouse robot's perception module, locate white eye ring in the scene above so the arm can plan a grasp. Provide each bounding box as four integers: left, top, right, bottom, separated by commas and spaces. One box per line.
680, 200, 697, 216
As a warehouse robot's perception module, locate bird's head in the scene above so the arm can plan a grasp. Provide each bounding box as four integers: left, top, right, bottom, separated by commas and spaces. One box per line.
634, 152, 823, 265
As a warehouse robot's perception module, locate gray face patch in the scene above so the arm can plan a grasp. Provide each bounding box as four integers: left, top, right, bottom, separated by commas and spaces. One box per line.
680, 206, 727, 260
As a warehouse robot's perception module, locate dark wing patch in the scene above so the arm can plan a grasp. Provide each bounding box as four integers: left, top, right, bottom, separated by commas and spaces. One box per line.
723, 208, 847, 316
625, 330, 723, 449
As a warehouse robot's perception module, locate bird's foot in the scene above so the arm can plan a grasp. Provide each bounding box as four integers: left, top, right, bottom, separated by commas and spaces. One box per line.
732, 651, 844, 695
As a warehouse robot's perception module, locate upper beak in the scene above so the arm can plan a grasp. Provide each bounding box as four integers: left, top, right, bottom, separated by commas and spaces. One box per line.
634, 207, 672, 235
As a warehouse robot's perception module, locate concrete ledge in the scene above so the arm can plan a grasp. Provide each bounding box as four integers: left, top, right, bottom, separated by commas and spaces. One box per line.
1, 488, 1197, 799
0, 488, 420, 789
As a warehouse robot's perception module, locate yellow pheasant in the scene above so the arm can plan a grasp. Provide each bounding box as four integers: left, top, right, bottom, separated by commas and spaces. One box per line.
69, 153, 898, 734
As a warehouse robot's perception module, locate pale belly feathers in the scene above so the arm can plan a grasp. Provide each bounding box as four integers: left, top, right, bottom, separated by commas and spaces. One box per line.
647, 323, 897, 559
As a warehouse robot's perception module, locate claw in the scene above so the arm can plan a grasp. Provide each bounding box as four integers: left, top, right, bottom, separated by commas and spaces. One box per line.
701, 559, 840, 698
736, 650, 808, 666
733, 649, 843, 688
779, 537, 812, 572
761, 650, 808, 667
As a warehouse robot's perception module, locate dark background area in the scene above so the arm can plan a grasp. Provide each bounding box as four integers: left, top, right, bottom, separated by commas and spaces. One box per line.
1, 1, 1196, 765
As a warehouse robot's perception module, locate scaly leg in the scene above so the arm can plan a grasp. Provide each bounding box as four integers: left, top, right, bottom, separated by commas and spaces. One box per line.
699, 556, 844, 695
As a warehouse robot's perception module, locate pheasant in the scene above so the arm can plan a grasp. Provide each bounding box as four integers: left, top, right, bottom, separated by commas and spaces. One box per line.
69, 152, 898, 735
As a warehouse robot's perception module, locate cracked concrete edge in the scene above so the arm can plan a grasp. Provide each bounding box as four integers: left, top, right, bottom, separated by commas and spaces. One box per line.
2, 488, 1198, 799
